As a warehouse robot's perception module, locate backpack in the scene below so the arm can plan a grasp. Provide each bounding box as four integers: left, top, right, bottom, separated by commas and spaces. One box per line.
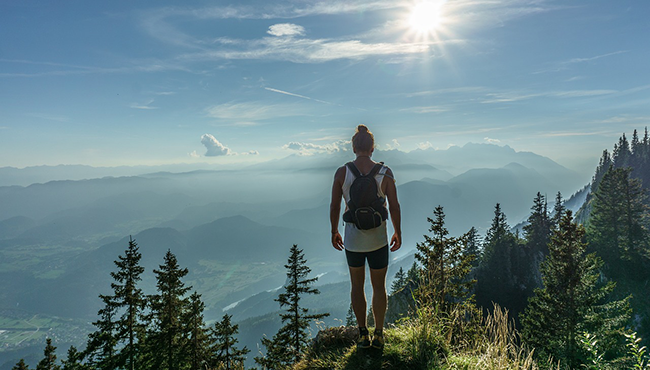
342, 161, 389, 230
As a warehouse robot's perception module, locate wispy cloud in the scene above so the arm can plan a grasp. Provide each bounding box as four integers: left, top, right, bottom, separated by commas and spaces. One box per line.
264, 87, 333, 105
400, 105, 448, 114
481, 89, 617, 103
484, 137, 501, 144
205, 101, 308, 121
130, 99, 159, 110
177, 37, 433, 64
534, 50, 629, 74
25, 113, 69, 122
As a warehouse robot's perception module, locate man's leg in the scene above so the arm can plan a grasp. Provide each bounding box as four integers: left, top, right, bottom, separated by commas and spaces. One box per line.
349, 266, 367, 327
369, 266, 388, 331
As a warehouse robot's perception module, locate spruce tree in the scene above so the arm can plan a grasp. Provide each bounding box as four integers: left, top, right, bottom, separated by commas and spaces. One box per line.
85, 294, 118, 370
110, 236, 146, 370
149, 250, 192, 370
209, 314, 249, 370
61, 346, 87, 370
521, 211, 631, 368
462, 226, 482, 267
12, 359, 30, 370
523, 192, 551, 255
476, 203, 532, 318
185, 292, 209, 370
36, 338, 60, 370
345, 304, 357, 327
415, 206, 475, 311
255, 244, 329, 369
390, 267, 406, 294
550, 191, 565, 230
406, 261, 419, 285
588, 167, 649, 277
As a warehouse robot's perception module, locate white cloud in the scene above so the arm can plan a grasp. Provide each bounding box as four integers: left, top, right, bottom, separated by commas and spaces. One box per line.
282, 140, 350, 155
400, 106, 448, 114
267, 23, 305, 37
384, 139, 401, 150
417, 141, 433, 150
242, 150, 259, 155
189, 150, 200, 158
484, 137, 501, 144
201, 134, 232, 156
205, 101, 307, 121
130, 99, 158, 110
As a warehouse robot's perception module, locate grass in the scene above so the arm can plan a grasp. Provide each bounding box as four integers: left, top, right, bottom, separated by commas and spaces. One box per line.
295, 305, 552, 370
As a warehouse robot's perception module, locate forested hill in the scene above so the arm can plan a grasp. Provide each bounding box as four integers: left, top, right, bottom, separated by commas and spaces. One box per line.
4, 130, 650, 370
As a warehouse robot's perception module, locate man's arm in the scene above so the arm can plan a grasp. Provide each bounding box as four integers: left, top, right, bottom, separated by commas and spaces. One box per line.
384, 168, 402, 251
330, 166, 345, 251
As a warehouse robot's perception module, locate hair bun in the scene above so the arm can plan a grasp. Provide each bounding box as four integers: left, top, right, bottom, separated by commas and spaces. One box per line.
357, 124, 368, 133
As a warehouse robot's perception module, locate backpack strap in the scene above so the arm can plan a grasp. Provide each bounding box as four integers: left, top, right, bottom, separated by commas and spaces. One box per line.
346, 161, 384, 178
345, 162, 362, 178
367, 162, 384, 178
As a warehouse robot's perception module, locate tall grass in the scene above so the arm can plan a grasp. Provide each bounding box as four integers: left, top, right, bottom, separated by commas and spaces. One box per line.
445, 304, 557, 370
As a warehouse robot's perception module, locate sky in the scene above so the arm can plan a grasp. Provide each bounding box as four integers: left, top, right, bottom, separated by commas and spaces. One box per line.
1, 0, 649, 173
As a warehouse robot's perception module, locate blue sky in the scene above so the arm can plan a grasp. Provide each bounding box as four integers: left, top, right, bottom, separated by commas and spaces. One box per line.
1, 0, 649, 172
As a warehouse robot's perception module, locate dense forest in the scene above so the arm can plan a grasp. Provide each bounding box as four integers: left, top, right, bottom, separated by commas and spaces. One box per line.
12, 129, 650, 369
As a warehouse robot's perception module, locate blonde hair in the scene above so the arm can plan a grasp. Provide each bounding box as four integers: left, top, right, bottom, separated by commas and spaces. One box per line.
352, 124, 374, 152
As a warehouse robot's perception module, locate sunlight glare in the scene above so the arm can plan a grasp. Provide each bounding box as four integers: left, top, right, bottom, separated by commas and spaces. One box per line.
408, 1, 445, 34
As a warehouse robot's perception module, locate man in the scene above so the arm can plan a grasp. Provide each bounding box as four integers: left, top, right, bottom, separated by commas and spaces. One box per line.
330, 124, 402, 350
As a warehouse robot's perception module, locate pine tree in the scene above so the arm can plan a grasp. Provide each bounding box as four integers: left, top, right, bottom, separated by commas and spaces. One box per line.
521, 211, 630, 368
255, 244, 329, 369
111, 236, 146, 370
209, 314, 249, 370
185, 292, 209, 370
36, 338, 60, 370
61, 346, 87, 370
390, 267, 407, 294
415, 206, 475, 311
149, 250, 192, 370
523, 192, 551, 255
85, 294, 118, 370
613, 133, 631, 168
12, 359, 30, 370
406, 261, 419, 285
345, 304, 356, 327
462, 226, 482, 267
588, 167, 649, 277
476, 203, 531, 317
592, 150, 612, 193
550, 191, 565, 230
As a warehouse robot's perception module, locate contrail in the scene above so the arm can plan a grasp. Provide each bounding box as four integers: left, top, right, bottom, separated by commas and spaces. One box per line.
264, 87, 333, 105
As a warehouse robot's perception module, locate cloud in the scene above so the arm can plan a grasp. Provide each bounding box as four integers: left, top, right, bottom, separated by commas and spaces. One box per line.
417, 141, 433, 150
267, 23, 305, 37
282, 140, 350, 155
130, 99, 159, 110
178, 37, 432, 64
242, 150, 259, 155
264, 87, 333, 105
484, 137, 501, 144
205, 101, 307, 121
189, 150, 200, 158
384, 139, 401, 150
201, 134, 233, 156
400, 106, 448, 114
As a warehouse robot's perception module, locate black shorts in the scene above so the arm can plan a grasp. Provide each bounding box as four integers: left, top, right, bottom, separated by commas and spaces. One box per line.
345, 245, 389, 269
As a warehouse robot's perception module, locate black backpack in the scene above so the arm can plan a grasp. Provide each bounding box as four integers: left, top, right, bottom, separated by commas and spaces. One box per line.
342, 162, 388, 230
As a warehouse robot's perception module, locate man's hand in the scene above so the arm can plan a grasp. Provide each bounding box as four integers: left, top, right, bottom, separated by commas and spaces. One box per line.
390, 233, 402, 252
331, 231, 344, 251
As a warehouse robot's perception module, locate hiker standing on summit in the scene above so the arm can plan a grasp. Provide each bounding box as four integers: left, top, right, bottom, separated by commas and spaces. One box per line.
330, 124, 402, 350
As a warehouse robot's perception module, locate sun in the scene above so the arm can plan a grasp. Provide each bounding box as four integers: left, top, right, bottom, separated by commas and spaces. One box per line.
408, 1, 446, 34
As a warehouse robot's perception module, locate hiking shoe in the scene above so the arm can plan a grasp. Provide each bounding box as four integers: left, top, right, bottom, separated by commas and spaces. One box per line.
357, 334, 371, 349
371, 333, 384, 349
